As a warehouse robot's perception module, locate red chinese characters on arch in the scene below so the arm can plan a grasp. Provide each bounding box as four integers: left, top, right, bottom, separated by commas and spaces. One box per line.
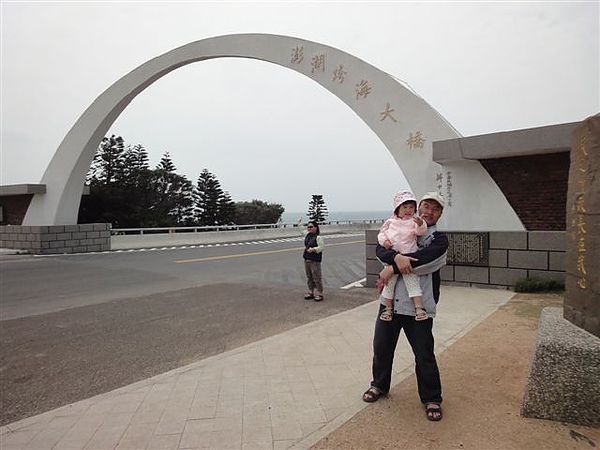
290, 45, 304, 64
379, 103, 397, 123
355, 79, 371, 100
332, 65, 346, 83
406, 131, 425, 150
311, 54, 325, 74
289, 43, 406, 129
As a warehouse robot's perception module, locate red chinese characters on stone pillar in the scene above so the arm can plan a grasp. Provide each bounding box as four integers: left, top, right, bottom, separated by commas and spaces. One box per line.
575, 180, 587, 289
564, 114, 600, 337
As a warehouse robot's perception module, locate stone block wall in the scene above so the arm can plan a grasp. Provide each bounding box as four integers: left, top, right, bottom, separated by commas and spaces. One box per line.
0, 224, 111, 255
366, 230, 565, 289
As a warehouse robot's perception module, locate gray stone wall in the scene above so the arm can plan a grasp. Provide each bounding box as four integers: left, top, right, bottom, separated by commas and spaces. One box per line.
0, 224, 111, 255
366, 230, 565, 289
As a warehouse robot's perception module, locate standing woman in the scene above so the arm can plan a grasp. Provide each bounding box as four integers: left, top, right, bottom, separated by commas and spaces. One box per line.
298, 219, 325, 301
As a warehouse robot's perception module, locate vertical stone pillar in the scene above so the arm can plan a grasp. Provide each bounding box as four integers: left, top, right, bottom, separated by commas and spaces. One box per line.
564, 114, 600, 337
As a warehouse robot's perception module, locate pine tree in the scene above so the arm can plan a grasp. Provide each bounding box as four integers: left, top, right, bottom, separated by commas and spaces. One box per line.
149, 153, 193, 227
307, 194, 328, 223
124, 144, 150, 173
218, 191, 237, 225
83, 137, 288, 229
168, 176, 194, 226
82, 135, 131, 227
120, 144, 153, 226
156, 151, 177, 172
194, 169, 225, 226
87, 135, 126, 185
81, 137, 198, 227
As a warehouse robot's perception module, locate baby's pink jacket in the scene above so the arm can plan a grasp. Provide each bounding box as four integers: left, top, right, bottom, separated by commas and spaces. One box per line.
377, 216, 428, 253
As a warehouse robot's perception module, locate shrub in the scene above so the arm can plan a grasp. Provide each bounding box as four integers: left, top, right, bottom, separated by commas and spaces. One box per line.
514, 277, 565, 293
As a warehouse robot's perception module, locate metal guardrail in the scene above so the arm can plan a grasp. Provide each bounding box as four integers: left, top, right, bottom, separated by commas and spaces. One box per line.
111, 219, 386, 236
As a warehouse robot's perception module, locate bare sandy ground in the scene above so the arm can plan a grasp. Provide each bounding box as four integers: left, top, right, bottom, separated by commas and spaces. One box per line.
311, 293, 599, 450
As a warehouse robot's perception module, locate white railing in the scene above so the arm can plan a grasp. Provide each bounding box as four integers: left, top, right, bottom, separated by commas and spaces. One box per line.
110, 219, 386, 250
111, 219, 385, 236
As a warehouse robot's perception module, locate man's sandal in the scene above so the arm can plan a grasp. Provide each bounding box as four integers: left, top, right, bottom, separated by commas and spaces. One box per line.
415, 307, 428, 321
362, 387, 386, 403
379, 307, 393, 322
304, 293, 315, 300
425, 402, 442, 421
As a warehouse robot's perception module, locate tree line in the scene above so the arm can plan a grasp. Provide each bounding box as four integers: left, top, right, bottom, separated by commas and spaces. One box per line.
78, 135, 285, 228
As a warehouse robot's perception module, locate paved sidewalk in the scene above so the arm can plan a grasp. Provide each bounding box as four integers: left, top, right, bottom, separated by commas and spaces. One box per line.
1, 286, 514, 450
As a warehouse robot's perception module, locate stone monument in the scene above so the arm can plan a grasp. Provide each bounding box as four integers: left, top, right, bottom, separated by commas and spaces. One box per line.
521, 114, 600, 427
564, 114, 600, 336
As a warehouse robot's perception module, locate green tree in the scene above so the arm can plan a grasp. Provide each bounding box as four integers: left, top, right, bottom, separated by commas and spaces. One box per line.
123, 144, 150, 176
81, 136, 286, 229
81, 135, 135, 227
234, 200, 284, 225
148, 152, 194, 227
87, 135, 126, 185
156, 151, 176, 172
80, 140, 193, 228
120, 144, 154, 227
307, 194, 328, 223
194, 169, 225, 226
166, 174, 194, 226
219, 191, 237, 225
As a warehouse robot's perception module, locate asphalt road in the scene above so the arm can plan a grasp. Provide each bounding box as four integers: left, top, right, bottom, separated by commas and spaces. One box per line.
1, 233, 366, 320
0, 233, 375, 426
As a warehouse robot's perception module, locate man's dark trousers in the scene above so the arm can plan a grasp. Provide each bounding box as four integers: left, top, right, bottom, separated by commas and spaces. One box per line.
370, 304, 443, 404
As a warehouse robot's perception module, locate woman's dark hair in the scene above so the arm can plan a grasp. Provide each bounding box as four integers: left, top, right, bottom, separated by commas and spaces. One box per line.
307, 222, 321, 235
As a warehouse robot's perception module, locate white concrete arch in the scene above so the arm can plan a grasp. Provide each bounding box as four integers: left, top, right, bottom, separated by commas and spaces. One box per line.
23, 33, 524, 231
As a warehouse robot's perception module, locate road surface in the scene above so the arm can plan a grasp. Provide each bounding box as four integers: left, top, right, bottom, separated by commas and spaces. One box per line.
0, 233, 376, 425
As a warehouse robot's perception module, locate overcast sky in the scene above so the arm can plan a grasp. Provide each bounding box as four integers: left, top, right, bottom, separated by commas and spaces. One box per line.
2, 1, 598, 214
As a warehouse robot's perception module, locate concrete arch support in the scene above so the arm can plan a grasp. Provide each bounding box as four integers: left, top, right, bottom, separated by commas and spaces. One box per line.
23, 33, 524, 231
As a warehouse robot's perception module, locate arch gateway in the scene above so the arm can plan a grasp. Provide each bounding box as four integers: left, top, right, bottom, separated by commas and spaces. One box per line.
22, 33, 524, 231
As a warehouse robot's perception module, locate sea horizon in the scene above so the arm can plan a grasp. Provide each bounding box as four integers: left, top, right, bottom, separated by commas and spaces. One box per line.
281, 210, 389, 223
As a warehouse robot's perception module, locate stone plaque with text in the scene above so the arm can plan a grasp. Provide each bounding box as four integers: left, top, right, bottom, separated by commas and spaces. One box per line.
447, 232, 489, 266
564, 114, 599, 337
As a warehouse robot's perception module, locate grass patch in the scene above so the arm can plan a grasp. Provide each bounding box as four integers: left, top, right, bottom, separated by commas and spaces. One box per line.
514, 277, 565, 293
508, 294, 563, 318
